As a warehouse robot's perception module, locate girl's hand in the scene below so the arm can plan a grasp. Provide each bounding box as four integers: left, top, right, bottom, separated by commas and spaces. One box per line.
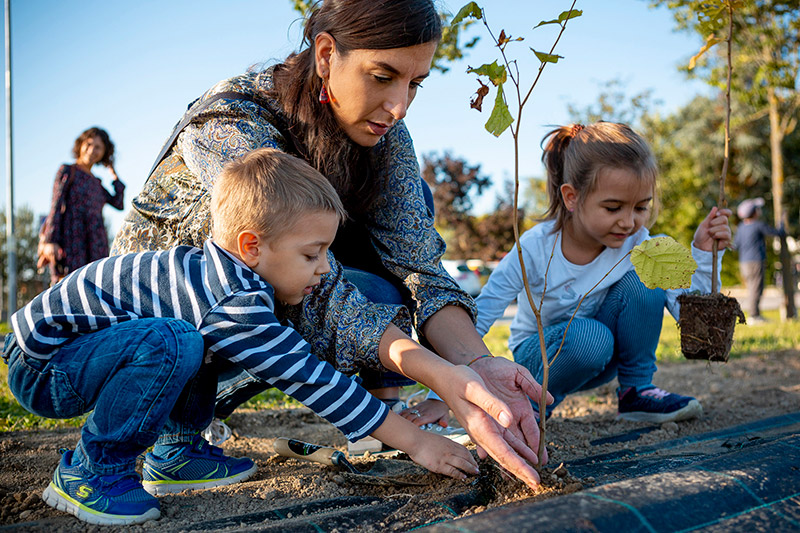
400, 398, 449, 427
405, 428, 479, 480
693, 206, 732, 251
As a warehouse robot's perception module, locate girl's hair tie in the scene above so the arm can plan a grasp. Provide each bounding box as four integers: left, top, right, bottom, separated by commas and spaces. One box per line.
570, 124, 585, 138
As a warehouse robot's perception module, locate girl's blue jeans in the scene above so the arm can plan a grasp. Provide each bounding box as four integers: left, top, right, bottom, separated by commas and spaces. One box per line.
512, 270, 666, 412
3, 318, 206, 476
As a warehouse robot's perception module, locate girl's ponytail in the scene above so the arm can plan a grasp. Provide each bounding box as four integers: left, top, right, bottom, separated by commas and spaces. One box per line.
541, 124, 584, 227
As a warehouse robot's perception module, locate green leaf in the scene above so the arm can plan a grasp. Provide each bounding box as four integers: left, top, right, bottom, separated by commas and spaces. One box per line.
485, 84, 514, 137
533, 19, 559, 29
557, 9, 583, 23
630, 236, 698, 290
534, 9, 582, 28
532, 49, 563, 64
452, 2, 482, 25
467, 60, 507, 86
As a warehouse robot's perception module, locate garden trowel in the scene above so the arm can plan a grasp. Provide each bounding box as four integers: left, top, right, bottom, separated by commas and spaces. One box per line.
272, 437, 427, 486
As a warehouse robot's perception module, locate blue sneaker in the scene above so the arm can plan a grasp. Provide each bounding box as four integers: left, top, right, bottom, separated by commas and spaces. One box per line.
143, 435, 256, 495
42, 449, 160, 526
617, 385, 703, 423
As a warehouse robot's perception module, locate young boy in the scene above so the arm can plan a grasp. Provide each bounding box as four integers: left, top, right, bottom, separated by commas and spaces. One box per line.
3, 148, 484, 526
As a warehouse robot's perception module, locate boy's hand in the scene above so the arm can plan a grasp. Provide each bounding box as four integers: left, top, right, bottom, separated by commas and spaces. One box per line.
405, 428, 480, 480
400, 398, 449, 427
693, 206, 732, 251
433, 359, 553, 490
370, 411, 479, 480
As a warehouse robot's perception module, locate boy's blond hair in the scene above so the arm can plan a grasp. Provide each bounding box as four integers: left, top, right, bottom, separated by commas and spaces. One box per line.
211, 148, 347, 248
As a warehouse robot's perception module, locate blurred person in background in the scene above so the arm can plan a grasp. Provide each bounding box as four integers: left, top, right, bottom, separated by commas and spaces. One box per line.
37, 127, 126, 285
733, 197, 784, 323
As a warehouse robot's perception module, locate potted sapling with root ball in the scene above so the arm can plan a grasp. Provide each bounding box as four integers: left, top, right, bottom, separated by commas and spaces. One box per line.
675, 0, 744, 362
455, 1, 732, 466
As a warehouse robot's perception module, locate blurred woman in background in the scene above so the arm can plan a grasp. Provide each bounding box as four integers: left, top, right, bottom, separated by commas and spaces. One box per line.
38, 127, 126, 285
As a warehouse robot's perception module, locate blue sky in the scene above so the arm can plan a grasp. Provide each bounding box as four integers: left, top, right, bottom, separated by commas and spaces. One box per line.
1, 0, 709, 237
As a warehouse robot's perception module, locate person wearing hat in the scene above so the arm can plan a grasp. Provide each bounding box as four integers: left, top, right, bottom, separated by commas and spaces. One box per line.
733, 198, 784, 323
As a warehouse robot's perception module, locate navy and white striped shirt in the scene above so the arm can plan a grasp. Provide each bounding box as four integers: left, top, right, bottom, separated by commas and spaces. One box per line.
11, 240, 388, 441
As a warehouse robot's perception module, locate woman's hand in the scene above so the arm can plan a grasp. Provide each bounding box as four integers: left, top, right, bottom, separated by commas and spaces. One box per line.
400, 398, 449, 427
37, 242, 63, 269
105, 163, 119, 181
377, 322, 550, 489
431, 360, 553, 490
693, 206, 732, 251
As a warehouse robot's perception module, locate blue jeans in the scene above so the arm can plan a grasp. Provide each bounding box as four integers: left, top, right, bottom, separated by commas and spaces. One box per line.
355, 177, 434, 391
3, 318, 205, 476
513, 270, 666, 411
342, 268, 416, 391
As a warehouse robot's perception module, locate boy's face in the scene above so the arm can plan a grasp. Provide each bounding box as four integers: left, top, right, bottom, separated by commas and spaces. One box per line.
252, 211, 338, 305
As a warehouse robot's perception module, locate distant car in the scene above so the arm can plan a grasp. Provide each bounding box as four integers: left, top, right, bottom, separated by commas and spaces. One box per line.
441, 259, 483, 297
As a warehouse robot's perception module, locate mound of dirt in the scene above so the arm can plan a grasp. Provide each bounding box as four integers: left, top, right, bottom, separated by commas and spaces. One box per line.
2, 349, 799, 531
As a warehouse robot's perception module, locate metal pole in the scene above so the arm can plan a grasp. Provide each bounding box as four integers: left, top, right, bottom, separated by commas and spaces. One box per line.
4, 0, 16, 318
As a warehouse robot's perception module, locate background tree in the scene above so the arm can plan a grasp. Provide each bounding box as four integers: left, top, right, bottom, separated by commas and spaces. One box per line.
422, 152, 491, 259
654, 0, 799, 318
0, 207, 48, 317
473, 179, 530, 261
566, 78, 662, 126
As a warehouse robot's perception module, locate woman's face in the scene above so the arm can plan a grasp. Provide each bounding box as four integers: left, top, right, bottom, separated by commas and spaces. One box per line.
78, 135, 106, 167
317, 36, 437, 147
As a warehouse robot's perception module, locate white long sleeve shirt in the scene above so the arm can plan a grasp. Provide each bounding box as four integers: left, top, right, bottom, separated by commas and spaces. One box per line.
475, 220, 722, 352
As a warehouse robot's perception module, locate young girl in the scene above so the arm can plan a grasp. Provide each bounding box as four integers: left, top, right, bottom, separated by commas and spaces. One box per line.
475, 122, 732, 423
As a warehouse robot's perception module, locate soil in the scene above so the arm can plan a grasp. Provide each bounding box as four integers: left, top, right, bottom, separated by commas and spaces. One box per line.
678, 293, 746, 362
2, 349, 799, 532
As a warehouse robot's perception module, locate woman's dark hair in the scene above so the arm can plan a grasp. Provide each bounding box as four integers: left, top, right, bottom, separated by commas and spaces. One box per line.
72, 127, 115, 166
269, 0, 442, 217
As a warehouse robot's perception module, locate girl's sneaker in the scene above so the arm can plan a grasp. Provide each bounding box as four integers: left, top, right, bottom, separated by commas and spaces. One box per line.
347, 399, 408, 456
419, 423, 471, 445
616, 385, 703, 423
42, 449, 160, 526
142, 435, 256, 495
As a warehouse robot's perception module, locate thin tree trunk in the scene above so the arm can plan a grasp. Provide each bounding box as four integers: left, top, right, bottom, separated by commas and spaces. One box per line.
767, 87, 796, 319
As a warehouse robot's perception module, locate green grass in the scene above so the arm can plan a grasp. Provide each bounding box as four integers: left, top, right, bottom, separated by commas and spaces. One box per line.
2, 312, 798, 432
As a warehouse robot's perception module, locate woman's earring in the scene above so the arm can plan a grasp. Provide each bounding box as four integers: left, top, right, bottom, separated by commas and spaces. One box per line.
319, 84, 330, 104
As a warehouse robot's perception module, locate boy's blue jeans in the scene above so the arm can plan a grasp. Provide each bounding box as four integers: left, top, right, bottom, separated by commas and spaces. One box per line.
512, 270, 666, 411
3, 318, 205, 476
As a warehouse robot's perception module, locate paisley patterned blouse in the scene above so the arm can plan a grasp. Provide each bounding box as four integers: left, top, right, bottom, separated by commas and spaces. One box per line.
43, 164, 125, 276
111, 66, 476, 373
